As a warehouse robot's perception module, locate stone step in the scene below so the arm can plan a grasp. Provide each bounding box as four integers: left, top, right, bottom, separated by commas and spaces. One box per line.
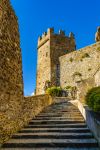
42, 107, 80, 110
42, 109, 79, 113
24, 124, 87, 128
18, 128, 90, 133
19, 126, 89, 132
12, 133, 93, 139
39, 112, 81, 115
43, 106, 79, 108
1, 101, 99, 149
44, 106, 79, 109
13, 132, 92, 136
37, 114, 82, 117
37, 115, 82, 118
32, 118, 84, 121
2, 139, 98, 148
43, 108, 79, 111
12, 135, 94, 140
29, 120, 85, 125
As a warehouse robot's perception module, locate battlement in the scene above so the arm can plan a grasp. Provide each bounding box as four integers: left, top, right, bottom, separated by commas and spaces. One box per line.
38, 28, 75, 48
38, 28, 67, 41
38, 28, 54, 42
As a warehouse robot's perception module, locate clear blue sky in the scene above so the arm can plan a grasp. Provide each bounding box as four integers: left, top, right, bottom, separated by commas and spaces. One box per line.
10, 0, 100, 96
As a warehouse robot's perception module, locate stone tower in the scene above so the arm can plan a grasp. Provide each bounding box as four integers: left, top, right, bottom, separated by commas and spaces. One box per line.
36, 28, 76, 95
0, 0, 23, 136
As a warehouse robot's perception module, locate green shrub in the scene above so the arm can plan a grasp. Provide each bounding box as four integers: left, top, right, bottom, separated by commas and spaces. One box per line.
85, 86, 100, 112
46, 86, 62, 97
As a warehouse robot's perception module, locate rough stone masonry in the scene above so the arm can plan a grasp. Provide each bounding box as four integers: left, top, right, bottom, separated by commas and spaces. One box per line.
0, 0, 100, 146
0, 1, 53, 144
36, 28, 76, 95
0, 0, 24, 142
59, 42, 100, 89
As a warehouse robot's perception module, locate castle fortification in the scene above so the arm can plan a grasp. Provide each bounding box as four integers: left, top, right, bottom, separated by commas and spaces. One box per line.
36, 28, 76, 95
59, 42, 100, 88
36, 27, 100, 94
0, 1, 100, 145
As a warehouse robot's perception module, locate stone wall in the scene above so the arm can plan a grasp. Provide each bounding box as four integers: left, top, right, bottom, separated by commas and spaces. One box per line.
23, 94, 53, 123
75, 67, 100, 104
36, 28, 76, 95
0, 93, 53, 144
73, 68, 100, 145
76, 78, 95, 103
0, 1, 53, 144
59, 42, 100, 88
0, 0, 24, 144
95, 68, 100, 86
50, 30, 76, 87
78, 101, 100, 146
36, 38, 51, 95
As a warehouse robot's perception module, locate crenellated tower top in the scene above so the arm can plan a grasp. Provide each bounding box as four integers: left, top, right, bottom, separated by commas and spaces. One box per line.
38, 27, 76, 49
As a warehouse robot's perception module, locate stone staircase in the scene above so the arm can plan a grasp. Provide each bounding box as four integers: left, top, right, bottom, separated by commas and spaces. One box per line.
1, 99, 99, 150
